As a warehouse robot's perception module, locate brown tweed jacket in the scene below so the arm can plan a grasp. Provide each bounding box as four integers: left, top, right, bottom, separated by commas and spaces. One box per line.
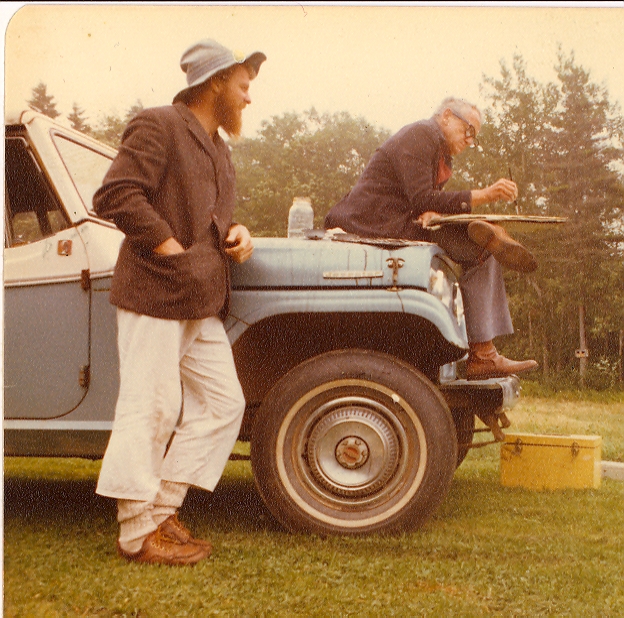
94, 102, 236, 320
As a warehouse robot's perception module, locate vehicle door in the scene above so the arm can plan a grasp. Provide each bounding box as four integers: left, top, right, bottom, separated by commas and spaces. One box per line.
4, 134, 92, 419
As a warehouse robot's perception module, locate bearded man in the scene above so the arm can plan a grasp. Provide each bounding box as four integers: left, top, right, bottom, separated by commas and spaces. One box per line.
93, 39, 265, 565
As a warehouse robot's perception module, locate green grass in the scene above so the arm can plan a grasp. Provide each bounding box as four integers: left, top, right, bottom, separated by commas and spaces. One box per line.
519, 380, 624, 404
4, 396, 624, 617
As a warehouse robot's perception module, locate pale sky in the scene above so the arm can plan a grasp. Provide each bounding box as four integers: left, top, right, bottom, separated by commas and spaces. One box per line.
3, 3, 624, 138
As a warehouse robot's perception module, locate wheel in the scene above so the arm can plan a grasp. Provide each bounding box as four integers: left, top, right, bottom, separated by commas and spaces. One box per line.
250, 349, 458, 535
451, 408, 476, 467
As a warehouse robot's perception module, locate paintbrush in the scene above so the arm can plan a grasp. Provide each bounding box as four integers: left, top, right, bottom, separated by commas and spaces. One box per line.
508, 166, 519, 214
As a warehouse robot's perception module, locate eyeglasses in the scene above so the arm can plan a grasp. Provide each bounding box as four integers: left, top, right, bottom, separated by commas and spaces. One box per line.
450, 110, 479, 147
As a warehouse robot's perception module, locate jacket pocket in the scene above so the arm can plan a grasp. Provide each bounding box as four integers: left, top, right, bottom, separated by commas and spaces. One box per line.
156, 240, 226, 292
111, 239, 229, 319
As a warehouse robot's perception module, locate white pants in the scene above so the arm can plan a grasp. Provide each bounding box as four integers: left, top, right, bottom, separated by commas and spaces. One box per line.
96, 309, 246, 502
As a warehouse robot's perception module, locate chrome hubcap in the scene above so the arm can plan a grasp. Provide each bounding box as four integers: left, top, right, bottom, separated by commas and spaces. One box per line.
304, 398, 403, 499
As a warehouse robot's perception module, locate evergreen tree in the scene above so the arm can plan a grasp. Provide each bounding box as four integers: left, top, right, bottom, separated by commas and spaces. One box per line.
67, 103, 91, 134
27, 82, 61, 119
544, 51, 624, 383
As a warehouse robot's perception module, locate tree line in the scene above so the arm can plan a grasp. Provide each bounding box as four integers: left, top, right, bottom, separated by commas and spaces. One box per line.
26, 50, 624, 389
26, 81, 145, 148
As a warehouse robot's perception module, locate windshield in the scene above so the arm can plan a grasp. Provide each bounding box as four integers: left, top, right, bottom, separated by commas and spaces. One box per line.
52, 133, 113, 216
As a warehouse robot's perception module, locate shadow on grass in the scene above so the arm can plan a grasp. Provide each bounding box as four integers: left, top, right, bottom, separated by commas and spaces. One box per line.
3, 457, 504, 540
182, 476, 284, 534
3, 473, 284, 536
4, 478, 114, 524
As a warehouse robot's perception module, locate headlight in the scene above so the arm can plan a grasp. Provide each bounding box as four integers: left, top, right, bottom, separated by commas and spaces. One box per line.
429, 256, 465, 328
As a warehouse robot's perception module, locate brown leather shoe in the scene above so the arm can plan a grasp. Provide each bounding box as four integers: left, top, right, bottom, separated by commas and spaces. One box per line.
117, 528, 210, 566
158, 514, 212, 553
467, 221, 538, 273
467, 341, 538, 380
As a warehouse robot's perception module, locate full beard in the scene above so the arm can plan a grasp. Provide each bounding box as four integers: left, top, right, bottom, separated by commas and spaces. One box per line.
214, 91, 243, 138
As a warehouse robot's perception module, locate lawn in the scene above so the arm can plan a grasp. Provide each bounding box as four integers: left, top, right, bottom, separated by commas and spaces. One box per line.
4, 395, 624, 617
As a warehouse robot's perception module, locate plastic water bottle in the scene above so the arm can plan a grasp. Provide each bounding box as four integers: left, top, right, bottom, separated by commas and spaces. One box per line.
287, 197, 314, 238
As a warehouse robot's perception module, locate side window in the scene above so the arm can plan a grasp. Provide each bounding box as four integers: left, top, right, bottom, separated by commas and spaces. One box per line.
4, 137, 70, 247
52, 134, 113, 216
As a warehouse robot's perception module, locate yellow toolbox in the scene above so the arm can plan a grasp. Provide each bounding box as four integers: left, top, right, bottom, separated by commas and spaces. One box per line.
500, 433, 602, 490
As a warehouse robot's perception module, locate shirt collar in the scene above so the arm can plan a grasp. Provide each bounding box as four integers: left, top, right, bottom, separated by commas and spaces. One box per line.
428, 116, 453, 164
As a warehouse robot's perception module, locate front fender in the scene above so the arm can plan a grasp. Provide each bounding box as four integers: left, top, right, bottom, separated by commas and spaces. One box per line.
226, 287, 468, 351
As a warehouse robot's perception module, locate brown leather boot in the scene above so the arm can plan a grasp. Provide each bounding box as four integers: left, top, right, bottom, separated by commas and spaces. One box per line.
467, 221, 538, 273
467, 341, 538, 380
158, 514, 213, 553
117, 527, 211, 565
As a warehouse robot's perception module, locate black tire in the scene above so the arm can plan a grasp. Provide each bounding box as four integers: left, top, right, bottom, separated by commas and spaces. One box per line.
250, 349, 458, 536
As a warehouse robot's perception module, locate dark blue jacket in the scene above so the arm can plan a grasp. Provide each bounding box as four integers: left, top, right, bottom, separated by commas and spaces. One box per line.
325, 118, 471, 240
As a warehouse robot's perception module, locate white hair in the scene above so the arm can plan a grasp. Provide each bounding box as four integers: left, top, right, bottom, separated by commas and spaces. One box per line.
434, 97, 481, 120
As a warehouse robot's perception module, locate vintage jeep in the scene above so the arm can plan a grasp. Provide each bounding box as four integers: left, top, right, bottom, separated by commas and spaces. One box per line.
4, 110, 519, 535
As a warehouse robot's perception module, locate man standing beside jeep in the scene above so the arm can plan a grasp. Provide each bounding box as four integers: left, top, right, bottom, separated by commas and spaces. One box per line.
93, 39, 265, 566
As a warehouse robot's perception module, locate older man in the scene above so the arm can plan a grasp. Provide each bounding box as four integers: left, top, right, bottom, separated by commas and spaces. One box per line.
325, 97, 538, 380
94, 39, 265, 565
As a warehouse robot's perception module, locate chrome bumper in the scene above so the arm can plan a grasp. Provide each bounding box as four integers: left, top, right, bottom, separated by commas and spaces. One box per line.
439, 375, 521, 414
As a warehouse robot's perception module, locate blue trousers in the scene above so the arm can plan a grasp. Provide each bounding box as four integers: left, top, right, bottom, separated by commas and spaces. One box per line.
431, 225, 514, 343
